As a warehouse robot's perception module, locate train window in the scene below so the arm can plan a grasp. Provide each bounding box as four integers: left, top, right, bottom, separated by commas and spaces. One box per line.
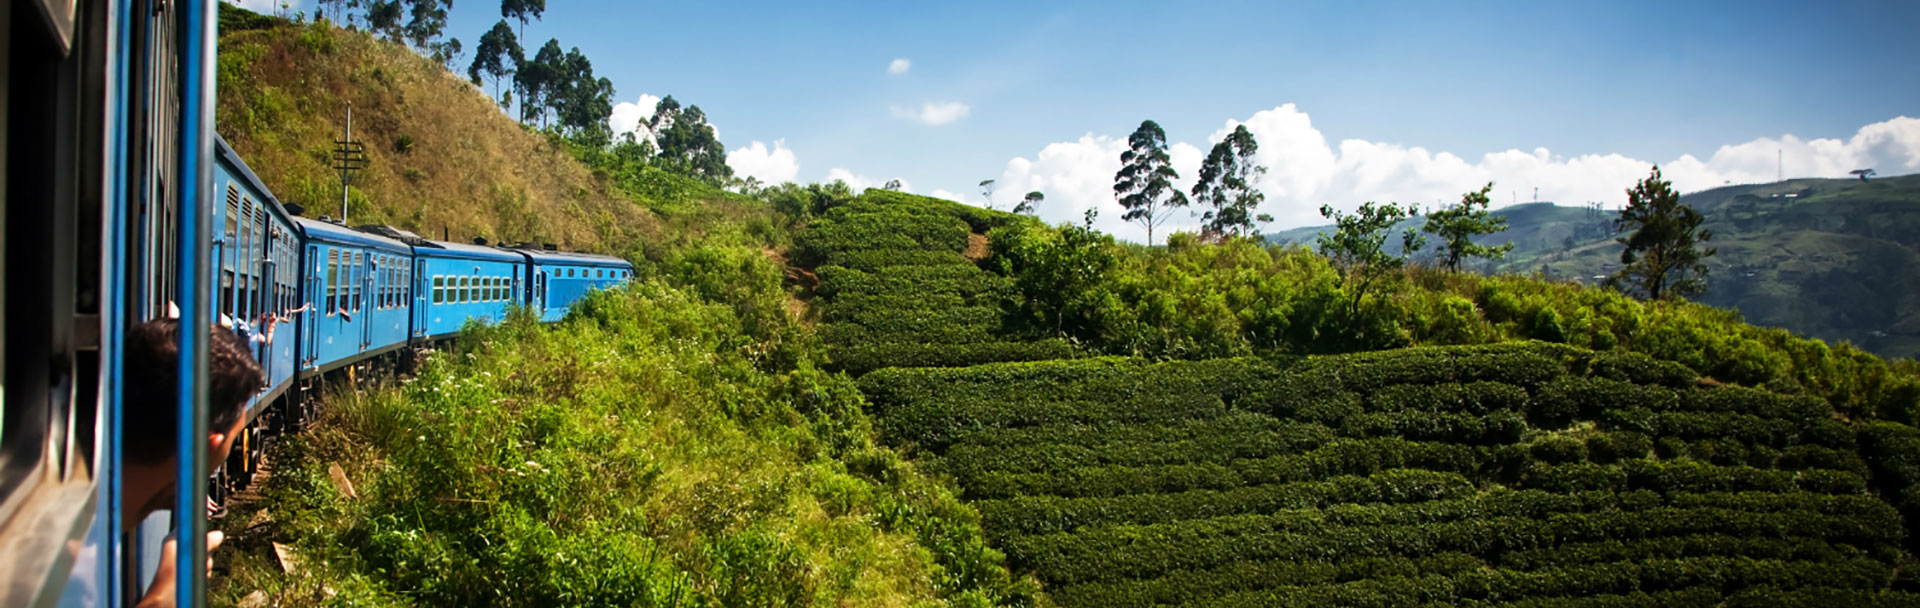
353, 252, 364, 311
461, 277, 472, 303
493, 277, 503, 301
433, 276, 444, 304
326, 249, 339, 315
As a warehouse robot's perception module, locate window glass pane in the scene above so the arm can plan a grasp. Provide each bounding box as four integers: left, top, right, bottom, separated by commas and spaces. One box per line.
327, 249, 339, 314
434, 276, 444, 304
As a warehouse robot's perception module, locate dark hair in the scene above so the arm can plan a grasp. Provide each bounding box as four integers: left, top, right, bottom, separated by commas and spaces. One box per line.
124, 318, 265, 462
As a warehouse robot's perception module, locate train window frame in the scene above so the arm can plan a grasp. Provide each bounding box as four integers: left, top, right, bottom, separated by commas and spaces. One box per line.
353, 252, 365, 312
326, 249, 339, 315
433, 276, 444, 304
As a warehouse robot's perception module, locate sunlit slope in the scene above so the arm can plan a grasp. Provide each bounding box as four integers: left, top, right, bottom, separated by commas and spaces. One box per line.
214, 11, 660, 253
863, 344, 1920, 607
793, 189, 1077, 374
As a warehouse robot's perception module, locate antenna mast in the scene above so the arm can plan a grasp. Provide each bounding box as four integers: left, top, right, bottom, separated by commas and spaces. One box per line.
332, 102, 369, 222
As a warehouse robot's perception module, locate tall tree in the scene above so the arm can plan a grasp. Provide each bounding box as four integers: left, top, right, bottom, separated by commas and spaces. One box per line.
1421, 182, 1514, 272
468, 20, 522, 104
500, 0, 546, 40
1607, 166, 1715, 301
365, 0, 404, 40
1113, 120, 1188, 245
979, 179, 997, 210
1317, 202, 1424, 318
648, 96, 732, 183
1190, 124, 1268, 238
1014, 191, 1044, 215
516, 39, 564, 126
554, 47, 614, 139
404, 0, 453, 54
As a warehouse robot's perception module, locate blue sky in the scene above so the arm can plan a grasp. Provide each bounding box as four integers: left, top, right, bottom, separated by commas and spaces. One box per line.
243, 0, 1920, 238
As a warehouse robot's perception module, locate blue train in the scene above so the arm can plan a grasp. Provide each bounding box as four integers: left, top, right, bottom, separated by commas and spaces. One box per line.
0, 2, 633, 605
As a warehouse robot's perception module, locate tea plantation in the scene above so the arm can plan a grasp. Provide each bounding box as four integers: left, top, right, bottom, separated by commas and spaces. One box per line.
796, 189, 1076, 373
862, 344, 1920, 607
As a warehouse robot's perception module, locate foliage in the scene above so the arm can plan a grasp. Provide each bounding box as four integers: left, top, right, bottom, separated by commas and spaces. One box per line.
648, 96, 733, 184
467, 20, 522, 102
861, 344, 1920, 606
219, 278, 1036, 607
1609, 165, 1716, 301
1112, 120, 1189, 245
1190, 124, 1268, 238
1423, 182, 1515, 271
1319, 200, 1427, 321
1014, 191, 1043, 216
988, 214, 1121, 335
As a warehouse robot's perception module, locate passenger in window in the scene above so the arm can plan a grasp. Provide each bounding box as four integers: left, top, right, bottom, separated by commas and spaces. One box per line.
124, 318, 264, 608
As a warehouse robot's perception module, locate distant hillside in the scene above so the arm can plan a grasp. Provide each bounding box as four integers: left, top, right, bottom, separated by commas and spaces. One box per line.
1266, 175, 1920, 360
214, 10, 669, 254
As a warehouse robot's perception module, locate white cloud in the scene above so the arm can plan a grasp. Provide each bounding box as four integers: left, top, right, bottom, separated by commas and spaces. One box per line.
609, 93, 663, 141
888, 58, 912, 75
727, 139, 800, 185
890, 101, 972, 126
929, 189, 967, 204
989, 106, 1920, 242
826, 168, 911, 194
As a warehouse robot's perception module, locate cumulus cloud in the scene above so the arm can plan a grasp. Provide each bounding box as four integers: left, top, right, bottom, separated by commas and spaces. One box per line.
888, 58, 912, 75
609, 93, 664, 141
727, 139, 800, 185
891, 101, 972, 126
826, 168, 911, 194
988, 106, 1920, 242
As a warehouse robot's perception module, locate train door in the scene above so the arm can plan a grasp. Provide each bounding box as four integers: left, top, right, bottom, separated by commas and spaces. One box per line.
413, 258, 428, 338
360, 253, 373, 349
304, 245, 321, 367
534, 270, 548, 314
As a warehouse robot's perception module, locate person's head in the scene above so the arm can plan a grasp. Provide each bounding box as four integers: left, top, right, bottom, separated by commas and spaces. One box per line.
123, 318, 263, 518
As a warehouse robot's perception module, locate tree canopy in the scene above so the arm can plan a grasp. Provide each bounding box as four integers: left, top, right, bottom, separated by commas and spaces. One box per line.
1421, 182, 1514, 272
1608, 165, 1714, 301
468, 20, 522, 102
1113, 120, 1188, 245
1190, 124, 1268, 238
648, 96, 733, 183
1318, 201, 1424, 318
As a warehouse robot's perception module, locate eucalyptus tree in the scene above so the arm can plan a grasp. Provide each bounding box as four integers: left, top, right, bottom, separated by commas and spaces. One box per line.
1113, 120, 1187, 245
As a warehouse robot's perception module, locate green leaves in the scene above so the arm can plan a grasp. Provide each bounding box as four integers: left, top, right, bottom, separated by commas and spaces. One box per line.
1423, 182, 1515, 272
1609, 165, 1716, 301
1191, 124, 1268, 238
1113, 120, 1190, 245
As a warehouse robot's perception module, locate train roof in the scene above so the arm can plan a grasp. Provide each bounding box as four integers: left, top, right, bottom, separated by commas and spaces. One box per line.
292, 216, 413, 253
515, 247, 633, 269
412, 239, 526, 263
214, 134, 298, 223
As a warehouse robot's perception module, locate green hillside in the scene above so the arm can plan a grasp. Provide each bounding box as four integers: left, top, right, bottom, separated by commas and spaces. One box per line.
210, 5, 1920, 608
863, 345, 1920, 606
1266, 175, 1920, 360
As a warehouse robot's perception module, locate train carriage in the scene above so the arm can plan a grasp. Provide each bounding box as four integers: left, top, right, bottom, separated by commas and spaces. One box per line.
414, 240, 527, 340
292, 218, 413, 374
0, 1, 635, 605
517, 248, 635, 322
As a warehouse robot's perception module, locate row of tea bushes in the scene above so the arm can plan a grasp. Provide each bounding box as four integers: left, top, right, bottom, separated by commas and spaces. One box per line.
790, 190, 1080, 373
860, 343, 1920, 606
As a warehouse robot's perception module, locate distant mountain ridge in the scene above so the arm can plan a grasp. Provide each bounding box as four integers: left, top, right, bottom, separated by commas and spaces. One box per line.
1264, 174, 1920, 360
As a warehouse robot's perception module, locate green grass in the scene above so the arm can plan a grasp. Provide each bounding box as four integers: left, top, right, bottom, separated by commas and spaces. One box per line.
214, 283, 1036, 607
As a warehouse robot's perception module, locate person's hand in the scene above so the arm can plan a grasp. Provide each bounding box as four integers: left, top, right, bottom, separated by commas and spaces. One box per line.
133, 530, 224, 608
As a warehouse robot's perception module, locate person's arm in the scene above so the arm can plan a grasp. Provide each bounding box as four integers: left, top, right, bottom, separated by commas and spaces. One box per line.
133, 531, 223, 608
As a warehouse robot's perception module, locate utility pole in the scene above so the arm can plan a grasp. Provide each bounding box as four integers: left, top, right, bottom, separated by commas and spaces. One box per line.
332, 102, 368, 223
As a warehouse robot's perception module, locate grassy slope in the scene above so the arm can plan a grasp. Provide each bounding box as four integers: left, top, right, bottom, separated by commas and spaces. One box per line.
215, 15, 659, 253
211, 11, 1031, 607
1265, 175, 1920, 359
